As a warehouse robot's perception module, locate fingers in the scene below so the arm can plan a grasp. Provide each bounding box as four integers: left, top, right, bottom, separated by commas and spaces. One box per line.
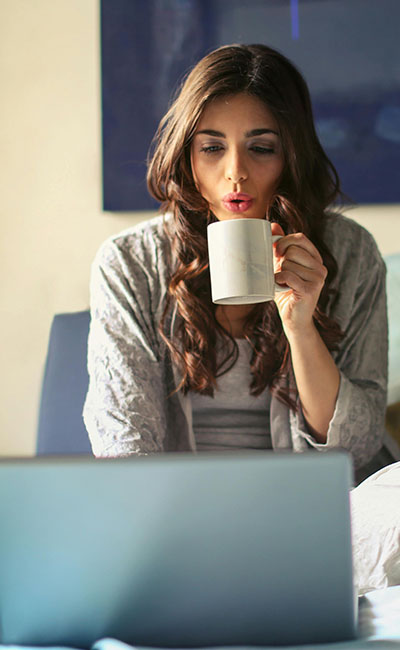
275, 261, 327, 294
270, 221, 285, 238
274, 232, 323, 265
273, 232, 327, 295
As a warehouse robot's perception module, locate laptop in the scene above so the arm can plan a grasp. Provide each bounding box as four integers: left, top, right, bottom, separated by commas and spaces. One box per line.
0, 452, 356, 648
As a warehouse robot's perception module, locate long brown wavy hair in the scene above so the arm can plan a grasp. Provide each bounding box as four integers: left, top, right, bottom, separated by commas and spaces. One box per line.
147, 43, 345, 409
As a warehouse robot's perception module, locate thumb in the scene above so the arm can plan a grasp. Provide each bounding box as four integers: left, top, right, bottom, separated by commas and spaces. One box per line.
270, 221, 285, 237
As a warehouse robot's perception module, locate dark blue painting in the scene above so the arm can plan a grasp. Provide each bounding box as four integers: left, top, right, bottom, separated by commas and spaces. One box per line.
101, 0, 400, 210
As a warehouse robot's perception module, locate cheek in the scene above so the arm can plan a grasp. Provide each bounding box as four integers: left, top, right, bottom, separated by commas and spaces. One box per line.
266, 161, 284, 189
190, 158, 212, 197
190, 152, 210, 195
190, 149, 198, 187
275, 158, 285, 183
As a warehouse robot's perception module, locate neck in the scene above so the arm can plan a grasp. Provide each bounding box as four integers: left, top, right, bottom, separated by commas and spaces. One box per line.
215, 304, 254, 338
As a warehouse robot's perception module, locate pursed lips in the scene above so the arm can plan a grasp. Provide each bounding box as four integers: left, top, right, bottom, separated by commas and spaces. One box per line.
222, 192, 254, 213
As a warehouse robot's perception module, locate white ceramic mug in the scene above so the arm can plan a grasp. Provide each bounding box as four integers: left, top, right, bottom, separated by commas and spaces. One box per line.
207, 218, 289, 305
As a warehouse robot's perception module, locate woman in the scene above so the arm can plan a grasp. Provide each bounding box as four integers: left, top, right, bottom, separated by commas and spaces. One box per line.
83, 44, 388, 474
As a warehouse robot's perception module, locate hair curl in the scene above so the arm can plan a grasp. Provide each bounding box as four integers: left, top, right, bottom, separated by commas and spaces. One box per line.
147, 43, 346, 408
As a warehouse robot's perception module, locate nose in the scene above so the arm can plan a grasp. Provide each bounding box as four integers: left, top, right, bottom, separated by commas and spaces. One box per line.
225, 148, 248, 184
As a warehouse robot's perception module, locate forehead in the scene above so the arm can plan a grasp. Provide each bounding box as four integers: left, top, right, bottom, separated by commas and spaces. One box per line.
195, 93, 279, 132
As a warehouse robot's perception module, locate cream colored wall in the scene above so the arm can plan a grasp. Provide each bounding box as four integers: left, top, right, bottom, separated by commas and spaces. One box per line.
346, 204, 400, 256
0, 0, 154, 456
0, 0, 399, 456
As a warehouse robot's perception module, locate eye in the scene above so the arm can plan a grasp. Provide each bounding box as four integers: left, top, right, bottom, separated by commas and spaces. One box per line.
199, 144, 224, 154
249, 144, 275, 155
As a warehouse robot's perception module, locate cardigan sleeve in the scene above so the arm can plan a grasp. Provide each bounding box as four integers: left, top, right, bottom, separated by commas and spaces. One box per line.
289, 219, 388, 469
83, 233, 168, 457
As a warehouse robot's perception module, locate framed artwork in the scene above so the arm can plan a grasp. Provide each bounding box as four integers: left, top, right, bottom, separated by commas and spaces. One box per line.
101, 0, 400, 210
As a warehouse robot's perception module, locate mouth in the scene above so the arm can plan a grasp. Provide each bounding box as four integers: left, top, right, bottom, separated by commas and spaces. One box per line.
222, 192, 254, 213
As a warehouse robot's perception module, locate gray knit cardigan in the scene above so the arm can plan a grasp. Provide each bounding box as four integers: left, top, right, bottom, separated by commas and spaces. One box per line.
83, 212, 388, 470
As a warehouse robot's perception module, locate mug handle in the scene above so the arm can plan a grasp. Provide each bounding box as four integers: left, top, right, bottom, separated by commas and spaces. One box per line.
272, 235, 290, 294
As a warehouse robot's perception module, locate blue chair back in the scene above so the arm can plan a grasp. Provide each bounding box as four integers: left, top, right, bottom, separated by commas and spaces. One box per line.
37, 310, 92, 455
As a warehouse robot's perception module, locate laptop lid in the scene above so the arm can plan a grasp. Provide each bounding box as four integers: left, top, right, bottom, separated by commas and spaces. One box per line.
0, 452, 356, 647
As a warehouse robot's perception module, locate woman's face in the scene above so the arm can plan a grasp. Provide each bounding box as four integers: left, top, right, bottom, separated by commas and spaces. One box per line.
191, 93, 284, 221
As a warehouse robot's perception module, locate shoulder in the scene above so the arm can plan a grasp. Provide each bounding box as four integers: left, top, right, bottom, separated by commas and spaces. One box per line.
323, 211, 379, 250
321, 212, 387, 330
322, 211, 385, 275
93, 213, 172, 277
89, 214, 174, 329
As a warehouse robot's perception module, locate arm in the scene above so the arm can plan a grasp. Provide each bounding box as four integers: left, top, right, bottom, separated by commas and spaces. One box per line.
286, 323, 340, 443
272, 223, 338, 441
272, 218, 388, 468
83, 226, 169, 456
319, 226, 388, 467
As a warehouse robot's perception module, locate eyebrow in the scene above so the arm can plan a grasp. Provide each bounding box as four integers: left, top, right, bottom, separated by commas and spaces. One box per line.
195, 128, 279, 137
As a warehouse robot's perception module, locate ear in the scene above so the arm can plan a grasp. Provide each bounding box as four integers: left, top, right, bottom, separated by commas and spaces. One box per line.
270, 222, 285, 237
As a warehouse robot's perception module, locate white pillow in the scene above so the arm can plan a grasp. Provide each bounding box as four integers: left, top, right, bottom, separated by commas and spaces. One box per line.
351, 461, 400, 595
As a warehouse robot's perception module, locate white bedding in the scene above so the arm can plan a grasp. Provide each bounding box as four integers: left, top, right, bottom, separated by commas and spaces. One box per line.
351, 461, 400, 595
